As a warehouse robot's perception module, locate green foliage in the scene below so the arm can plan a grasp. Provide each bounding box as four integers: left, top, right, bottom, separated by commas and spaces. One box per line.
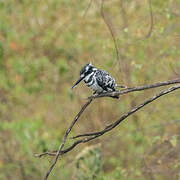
74, 145, 101, 180
56, 58, 68, 76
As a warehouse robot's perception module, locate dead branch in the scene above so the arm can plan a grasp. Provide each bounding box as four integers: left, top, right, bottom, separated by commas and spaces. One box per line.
144, 0, 153, 39
73, 84, 180, 139
89, 78, 180, 99
83, 0, 93, 17
43, 99, 92, 180
35, 79, 180, 180
119, 0, 128, 29
37, 83, 180, 159
101, 0, 120, 62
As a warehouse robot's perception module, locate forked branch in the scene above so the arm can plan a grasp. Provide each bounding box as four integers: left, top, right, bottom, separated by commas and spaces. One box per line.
73, 84, 180, 139
35, 79, 180, 180
90, 78, 180, 99
43, 99, 92, 180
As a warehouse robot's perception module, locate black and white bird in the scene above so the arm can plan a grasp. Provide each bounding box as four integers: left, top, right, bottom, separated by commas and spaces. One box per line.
72, 63, 123, 98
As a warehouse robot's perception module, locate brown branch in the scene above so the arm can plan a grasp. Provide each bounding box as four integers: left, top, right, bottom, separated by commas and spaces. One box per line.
35, 151, 57, 158
83, 0, 93, 17
144, 0, 153, 39
89, 78, 180, 99
119, 0, 128, 29
37, 79, 180, 179
43, 98, 93, 180
101, 0, 120, 62
73, 84, 180, 139
37, 84, 180, 161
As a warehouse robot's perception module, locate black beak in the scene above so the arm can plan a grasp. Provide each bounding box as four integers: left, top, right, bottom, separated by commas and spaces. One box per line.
72, 76, 84, 89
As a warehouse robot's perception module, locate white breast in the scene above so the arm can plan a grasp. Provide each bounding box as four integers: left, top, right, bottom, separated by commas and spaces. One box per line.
86, 76, 103, 93
90, 82, 103, 92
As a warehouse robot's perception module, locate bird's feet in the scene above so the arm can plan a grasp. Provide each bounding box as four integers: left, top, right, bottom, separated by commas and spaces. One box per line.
92, 91, 119, 99
115, 84, 127, 89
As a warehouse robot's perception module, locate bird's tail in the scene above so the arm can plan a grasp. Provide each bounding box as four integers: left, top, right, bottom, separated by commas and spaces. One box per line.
115, 84, 127, 88
110, 95, 119, 99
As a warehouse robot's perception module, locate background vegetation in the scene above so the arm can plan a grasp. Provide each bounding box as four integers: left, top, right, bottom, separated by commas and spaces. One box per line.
0, 0, 180, 179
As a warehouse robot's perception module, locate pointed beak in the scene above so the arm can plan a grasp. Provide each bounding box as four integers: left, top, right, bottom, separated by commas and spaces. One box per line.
72, 76, 84, 89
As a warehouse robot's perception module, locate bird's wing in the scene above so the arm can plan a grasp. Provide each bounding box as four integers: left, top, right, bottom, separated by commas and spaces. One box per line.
95, 70, 115, 91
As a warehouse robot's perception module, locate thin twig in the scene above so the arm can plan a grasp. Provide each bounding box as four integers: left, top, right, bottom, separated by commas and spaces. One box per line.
35, 151, 57, 158
83, 0, 93, 17
119, 0, 128, 29
43, 99, 93, 180
144, 0, 153, 39
101, 0, 120, 62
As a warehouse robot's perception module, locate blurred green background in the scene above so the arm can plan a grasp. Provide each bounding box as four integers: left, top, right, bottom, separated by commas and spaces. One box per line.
0, 0, 180, 179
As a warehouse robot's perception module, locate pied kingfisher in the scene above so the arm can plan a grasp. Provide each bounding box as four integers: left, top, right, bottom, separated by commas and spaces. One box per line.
72, 63, 120, 98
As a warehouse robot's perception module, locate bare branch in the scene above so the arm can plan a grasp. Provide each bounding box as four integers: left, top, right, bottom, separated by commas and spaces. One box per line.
89, 78, 180, 99
43, 99, 93, 180
35, 151, 57, 158
37, 84, 180, 161
119, 0, 128, 29
37, 79, 180, 179
83, 0, 93, 17
73, 85, 180, 139
101, 0, 120, 62
144, 0, 153, 39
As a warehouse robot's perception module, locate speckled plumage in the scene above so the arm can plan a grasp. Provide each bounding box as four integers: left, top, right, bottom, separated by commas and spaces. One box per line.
72, 63, 118, 98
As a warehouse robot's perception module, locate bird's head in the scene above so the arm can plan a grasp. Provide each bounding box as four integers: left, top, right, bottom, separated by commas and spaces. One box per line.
72, 63, 96, 89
